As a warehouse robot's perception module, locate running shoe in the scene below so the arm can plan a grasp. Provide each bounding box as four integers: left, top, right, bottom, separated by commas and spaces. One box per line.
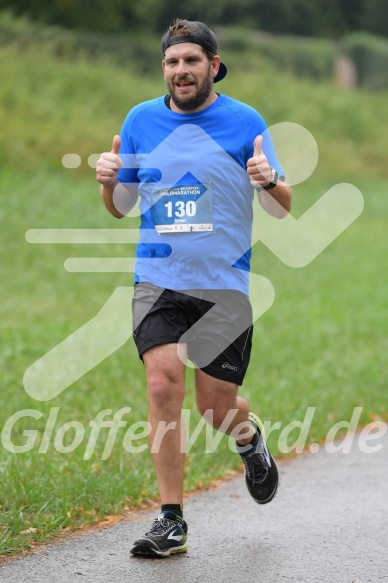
240, 412, 279, 504
130, 511, 188, 557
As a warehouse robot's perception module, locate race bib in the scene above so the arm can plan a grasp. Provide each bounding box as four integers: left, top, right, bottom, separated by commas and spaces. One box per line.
151, 184, 213, 234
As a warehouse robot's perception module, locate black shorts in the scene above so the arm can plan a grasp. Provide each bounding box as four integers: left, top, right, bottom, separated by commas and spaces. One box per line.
132, 282, 253, 385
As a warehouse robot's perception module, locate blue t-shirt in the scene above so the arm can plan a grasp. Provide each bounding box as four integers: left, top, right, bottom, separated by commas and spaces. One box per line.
118, 94, 283, 295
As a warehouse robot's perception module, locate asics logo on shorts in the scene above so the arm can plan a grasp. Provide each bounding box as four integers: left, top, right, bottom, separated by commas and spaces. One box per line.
222, 362, 238, 371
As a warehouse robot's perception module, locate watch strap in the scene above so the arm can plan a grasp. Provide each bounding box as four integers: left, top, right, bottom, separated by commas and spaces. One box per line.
263, 168, 278, 191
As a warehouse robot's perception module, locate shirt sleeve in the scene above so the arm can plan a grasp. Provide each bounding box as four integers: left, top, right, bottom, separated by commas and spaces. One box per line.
117, 112, 140, 185
261, 128, 285, 179
245, 107, 285, 178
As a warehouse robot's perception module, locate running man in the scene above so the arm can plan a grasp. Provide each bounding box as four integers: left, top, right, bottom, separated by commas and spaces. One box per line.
96, 18, 292, 558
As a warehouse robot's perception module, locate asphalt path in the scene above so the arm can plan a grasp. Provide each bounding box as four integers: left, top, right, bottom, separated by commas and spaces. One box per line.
1, 428, 387, 583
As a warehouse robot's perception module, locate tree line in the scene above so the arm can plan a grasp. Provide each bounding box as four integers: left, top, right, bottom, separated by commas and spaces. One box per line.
1, 0, 387, 39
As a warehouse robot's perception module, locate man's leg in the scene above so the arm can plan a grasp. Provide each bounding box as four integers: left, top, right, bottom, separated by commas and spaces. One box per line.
195, 369, 253, 443
130, 343, 188, 557
195, 369, 279, 505
143, 343, 186, 506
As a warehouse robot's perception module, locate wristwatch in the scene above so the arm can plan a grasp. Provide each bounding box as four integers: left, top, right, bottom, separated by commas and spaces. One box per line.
263, 167, 278, 190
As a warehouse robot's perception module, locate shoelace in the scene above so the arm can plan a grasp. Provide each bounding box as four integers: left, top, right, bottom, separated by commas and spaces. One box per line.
243, 447, 270, 485
145, 516, 177, 536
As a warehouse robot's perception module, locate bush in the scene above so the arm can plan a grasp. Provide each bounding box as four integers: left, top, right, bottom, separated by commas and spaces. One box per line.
0, 11, 161, 74
217, 26, 337, 81
342, 32, 388, 90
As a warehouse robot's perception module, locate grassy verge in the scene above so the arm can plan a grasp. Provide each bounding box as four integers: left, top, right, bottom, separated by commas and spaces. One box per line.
0, 41, 387, 556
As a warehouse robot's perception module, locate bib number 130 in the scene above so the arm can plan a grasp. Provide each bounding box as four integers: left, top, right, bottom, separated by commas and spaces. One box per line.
165, 200, 197, 218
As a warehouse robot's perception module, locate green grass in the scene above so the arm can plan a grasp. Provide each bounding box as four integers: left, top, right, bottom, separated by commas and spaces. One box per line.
0, 40, 388, 556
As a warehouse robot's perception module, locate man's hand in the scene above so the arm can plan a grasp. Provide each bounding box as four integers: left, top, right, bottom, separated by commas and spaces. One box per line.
246, 135, 272, 189
97, 135, 129, 219
248, 135, 292, 217
96, 135, 123, 187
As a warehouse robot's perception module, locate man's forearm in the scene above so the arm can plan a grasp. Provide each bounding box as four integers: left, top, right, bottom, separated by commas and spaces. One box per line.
100, 182, 138, 218
257, 181, 292, 219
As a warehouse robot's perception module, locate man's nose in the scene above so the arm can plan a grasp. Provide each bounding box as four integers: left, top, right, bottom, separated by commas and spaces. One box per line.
176, 60, 189, 76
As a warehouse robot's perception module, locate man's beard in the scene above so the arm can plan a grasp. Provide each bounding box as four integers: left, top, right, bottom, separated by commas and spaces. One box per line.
167, 66, 213, 112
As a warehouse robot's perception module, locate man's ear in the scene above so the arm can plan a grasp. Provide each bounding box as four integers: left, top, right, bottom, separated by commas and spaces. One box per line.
211, 55, 221, 80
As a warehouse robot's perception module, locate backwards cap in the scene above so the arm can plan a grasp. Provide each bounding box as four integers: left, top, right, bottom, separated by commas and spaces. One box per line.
161, 20, 227, 83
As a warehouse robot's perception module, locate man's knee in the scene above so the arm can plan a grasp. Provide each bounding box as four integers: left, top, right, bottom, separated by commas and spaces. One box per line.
146, 369, 184, 409
196, 374, 239, 429
143, 344, 185, 409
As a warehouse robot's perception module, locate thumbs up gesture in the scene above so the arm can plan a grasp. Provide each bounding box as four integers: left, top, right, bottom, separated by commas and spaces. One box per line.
96, 135, 123, 187
246, 135, 273, 189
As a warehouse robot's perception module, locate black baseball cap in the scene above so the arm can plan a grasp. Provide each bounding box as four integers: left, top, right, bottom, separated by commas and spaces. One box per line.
161, 20, 227, 83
